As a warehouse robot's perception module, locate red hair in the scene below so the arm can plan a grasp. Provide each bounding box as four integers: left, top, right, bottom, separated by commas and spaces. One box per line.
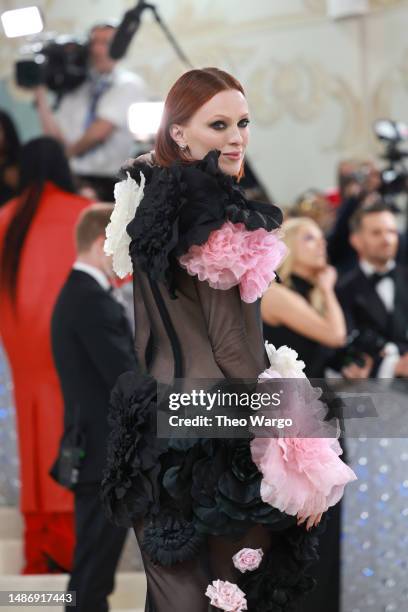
155, 67, 246, 179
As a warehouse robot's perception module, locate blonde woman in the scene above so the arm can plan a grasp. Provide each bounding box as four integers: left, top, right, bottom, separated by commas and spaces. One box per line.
262, 216, 346, 378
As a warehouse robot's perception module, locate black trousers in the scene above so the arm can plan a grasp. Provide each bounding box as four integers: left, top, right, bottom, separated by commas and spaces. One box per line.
66, 483, 128, 612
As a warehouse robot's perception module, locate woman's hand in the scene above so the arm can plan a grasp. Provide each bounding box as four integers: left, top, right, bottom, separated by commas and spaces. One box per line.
315, 265, 337, 292
297, 511, 323, 531
342, 354, 373, 379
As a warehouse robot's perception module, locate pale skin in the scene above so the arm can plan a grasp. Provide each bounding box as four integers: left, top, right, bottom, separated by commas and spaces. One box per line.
169, 93, 322, 528
344, 210, 408, 378
33, 27, 116, 158
261, 221, 347, 348
77, 234, 114, 278
169, 88, 250, 177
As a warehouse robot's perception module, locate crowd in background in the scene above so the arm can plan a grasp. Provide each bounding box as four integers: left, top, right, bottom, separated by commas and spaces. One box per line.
264, 157, 408, 382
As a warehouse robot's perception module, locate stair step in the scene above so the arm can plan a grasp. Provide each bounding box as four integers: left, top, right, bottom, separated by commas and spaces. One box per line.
0, 507, 142, 573
110, 572, 146, 608
0, 539, 23, 574
0, 507, 23, 539
0, 572, 146, 609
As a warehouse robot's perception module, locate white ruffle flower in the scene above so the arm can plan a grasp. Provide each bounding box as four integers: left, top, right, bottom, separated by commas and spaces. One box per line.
264, 342, 306, 378
104, 171, 146, 278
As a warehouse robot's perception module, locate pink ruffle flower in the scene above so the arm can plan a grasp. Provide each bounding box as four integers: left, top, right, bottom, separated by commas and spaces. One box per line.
252, 341, 357, 517
205, 580, 248, 612
179, 221, 287, 303
232, 547, 264, 573
251, 435, 357, 517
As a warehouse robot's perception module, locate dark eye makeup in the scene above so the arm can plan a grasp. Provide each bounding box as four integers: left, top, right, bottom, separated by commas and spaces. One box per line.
209, 118, 250, 130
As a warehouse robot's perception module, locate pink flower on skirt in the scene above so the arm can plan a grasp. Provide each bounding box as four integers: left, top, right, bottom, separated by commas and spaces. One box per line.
232, 547, 264, 573
179, 221, 287, 302
205, 580, 248, 611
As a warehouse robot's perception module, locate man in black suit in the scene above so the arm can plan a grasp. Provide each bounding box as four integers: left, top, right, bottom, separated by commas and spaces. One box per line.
336, 201, 408, 379
327, 160, 382, 274
51, 203, 138, 612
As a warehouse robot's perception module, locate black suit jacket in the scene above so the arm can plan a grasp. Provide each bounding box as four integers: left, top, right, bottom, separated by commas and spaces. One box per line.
327, 196, 360, 274
51, 269, 138, 484
336, 265, 408, 367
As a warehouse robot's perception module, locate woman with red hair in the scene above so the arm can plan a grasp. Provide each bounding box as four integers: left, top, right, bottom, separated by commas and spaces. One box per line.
102, 68, 356, 611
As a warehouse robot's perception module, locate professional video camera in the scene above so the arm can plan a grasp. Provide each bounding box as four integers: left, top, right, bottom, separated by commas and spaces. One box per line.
15, 35, 88, 95
373, 119, 408, 198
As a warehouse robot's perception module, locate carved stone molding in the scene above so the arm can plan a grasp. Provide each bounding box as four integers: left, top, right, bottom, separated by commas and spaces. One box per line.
247, 60, 364, 152
371, 47, 408, 152
1, 0, 406, 161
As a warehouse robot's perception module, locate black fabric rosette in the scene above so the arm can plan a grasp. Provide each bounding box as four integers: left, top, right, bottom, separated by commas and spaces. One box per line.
100, 370, 166, 527
160, 437, 322, 609
100, 372, 325, 609
174, 150, 283, 255
142, 510, 205, 566
125, 150, 283, 294
163, 438, 294, 537
126, 163, 187, 293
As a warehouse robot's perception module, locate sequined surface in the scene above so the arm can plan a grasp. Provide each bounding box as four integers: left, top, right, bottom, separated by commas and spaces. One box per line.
342, 435, 408, 611
0, 342, 19, 505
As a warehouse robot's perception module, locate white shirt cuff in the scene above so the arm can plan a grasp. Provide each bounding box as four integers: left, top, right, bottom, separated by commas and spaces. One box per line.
377, 342, 400, 379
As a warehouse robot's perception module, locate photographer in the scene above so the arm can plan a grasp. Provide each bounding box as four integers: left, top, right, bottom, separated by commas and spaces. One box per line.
327, 159, 381, 274
34, 23, 147, 200
336, 201, 408, 379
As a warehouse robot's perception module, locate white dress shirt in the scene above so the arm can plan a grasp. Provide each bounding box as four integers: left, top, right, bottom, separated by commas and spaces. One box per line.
73, 261, 111, 291
359, 259, 395, 312
359, 259, 399, 378
55, 67, 147, 176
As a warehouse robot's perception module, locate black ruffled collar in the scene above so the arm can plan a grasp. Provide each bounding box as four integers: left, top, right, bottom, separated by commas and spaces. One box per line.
126, 150, 283, 293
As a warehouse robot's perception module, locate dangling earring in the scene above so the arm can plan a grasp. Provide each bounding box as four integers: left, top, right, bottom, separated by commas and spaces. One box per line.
179, 144, 187, 151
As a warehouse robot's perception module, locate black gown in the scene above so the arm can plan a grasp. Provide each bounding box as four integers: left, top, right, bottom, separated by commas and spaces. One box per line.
263, 274, 332, 379
101, 153, 327, 611
263, 274, 341, 612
